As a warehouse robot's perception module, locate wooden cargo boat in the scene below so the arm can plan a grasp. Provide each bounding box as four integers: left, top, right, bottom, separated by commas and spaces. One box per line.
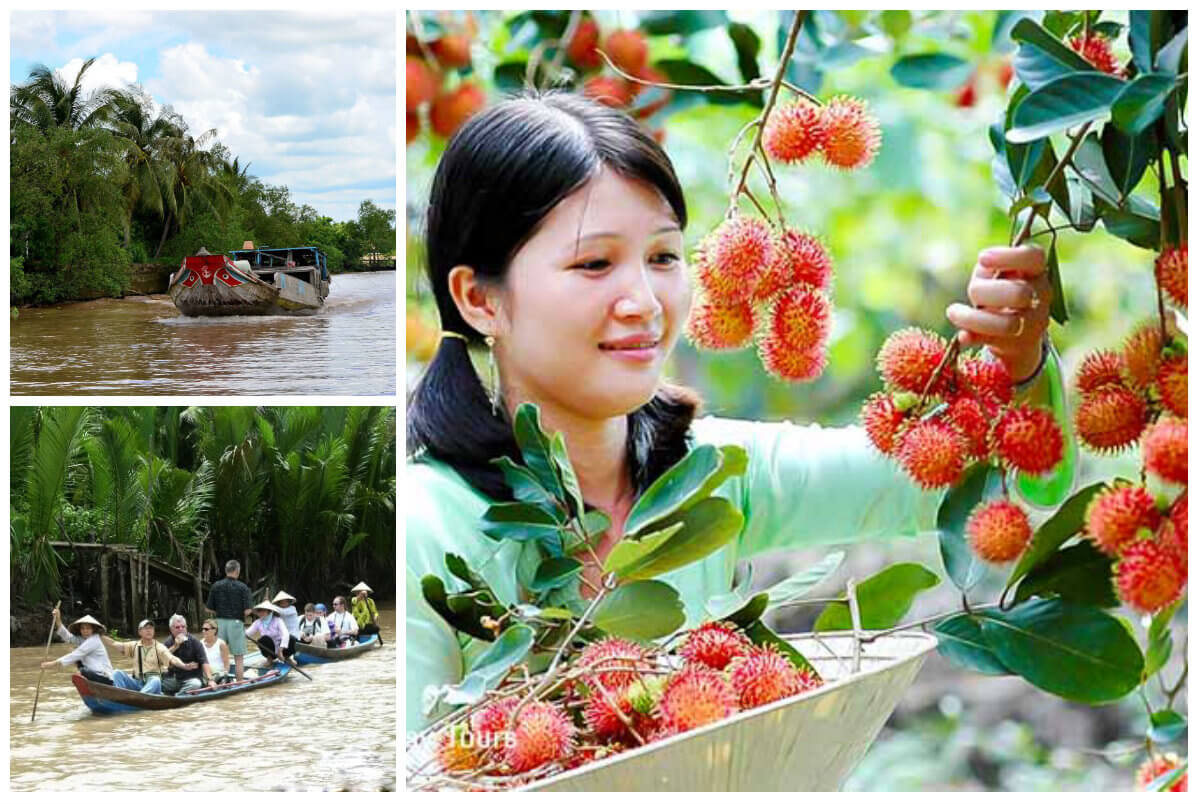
293, 634, 381, 665
71, 663, 291, 715
168, 244, 330, 316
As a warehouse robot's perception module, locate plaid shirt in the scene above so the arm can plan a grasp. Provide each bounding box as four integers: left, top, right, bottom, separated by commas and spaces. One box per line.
206, 576, 253, 620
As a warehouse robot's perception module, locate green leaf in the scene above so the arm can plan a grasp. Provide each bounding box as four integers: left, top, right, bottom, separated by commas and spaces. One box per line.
744, 619, 820, 679
1148, 709, 1187, 744
445, 553, 484, 587
492, 456, 558, 514
978, 598, 1144, 703
935, 612, 1012, 675
814, 563, 940, 631
445, 624, 535, 704
608, 498, 743, 581
655, 59, 747, 107
591, 580, 686, 640
937, 464, 1001, 592
727, 23, 761, 85
1128, 11, 1167, 76
1071, 133, 1123, 206
725, 592, 769, 628
639, 10, 728, 36
624, 444, 747, 537
420, 574, 498, 641
583, 510, 610, 536
493, 61, 530, 92
890, 53, 975, 90
1154, 27, 1189, 76
548, 431, 583, 519
881, 10, 912, 40
602, 521, 685, 576
1008, 482, 1105, 587
480, 501, 566, 554
513, 403, 566, 501
1111, 73, 1177, 134
1010, 18, 1097, 91
1144, 599, 1180, 677
1066, 177, 1099, 232
764, 551, 845, 608
1007, 72, 1127, 143
1100, 200, 1161, 250
529, 557, 583, 593
1046, 241, 1068, 325
1101, 123, 1156, 197
1013, 541, 1118, 607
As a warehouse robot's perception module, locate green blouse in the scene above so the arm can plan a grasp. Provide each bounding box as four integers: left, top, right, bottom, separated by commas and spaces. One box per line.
405, 350, 1074, 732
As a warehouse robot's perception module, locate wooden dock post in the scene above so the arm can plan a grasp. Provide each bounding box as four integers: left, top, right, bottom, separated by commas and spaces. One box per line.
100, 551, 111, 626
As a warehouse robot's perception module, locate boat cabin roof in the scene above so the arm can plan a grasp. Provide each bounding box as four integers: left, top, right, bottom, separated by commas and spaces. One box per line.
229, 246, 329, 280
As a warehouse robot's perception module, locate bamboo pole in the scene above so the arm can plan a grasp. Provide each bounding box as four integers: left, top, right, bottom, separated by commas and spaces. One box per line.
31, 600, 62, 722
99, 551, 111, 626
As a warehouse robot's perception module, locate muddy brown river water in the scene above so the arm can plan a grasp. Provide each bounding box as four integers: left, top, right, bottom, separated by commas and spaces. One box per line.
9, 610, 396, 791
10, 271, 396, 395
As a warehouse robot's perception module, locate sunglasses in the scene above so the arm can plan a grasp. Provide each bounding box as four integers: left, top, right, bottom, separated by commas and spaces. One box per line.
201, 626, 214, 632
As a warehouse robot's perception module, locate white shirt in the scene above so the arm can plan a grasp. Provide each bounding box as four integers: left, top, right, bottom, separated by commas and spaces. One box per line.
56, 624, 115, 677
328, 610, 357, 636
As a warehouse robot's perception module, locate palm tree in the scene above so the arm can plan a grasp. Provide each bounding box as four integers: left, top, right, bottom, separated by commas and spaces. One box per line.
107, 88, 182, 250
10, 57, 117, 133
153, 126, 234, 257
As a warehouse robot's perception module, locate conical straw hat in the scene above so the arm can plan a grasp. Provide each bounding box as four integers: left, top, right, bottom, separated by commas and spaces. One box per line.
252, 600, 283, 616
350, 582, 373, 594
68, 614, 107, 635
272, 590, 296, 604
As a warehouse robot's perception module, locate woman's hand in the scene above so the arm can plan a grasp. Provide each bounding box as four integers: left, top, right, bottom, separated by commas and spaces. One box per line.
40, 660, 57, 670
945, 245, 1051, 383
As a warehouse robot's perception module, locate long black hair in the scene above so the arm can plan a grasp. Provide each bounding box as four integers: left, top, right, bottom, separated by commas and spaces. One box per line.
407, 91, 699, 501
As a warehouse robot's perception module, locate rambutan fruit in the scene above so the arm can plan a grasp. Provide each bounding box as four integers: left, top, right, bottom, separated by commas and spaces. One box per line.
1084, 484, 1162, 557
604, 29, 648, 74
435, 721, 484, 772
502, 701, 575, 773
566, 17, 603, 71
577, 637, 646, 695
624, 676, 667, 716
727, 644, 818, 710
877, 328, 949, 395
861, 392, 907, 455
656, 666, 738, 734
1074, 386, 1148, 453
1135, 752, 1188, 791
470, 697, 519, 752
1143, 416, 1188, 486
1168, 493, 1187, 561
1070, 33, 1122, 76
895, 420, 966, 489
946, 395, 991, 460
759, 336, 827, 383
763, 101, 829, 164
686, 295, 756, 351
1156, 353, 1187, 419
764, 284, 831, 353
697, 216, 775, 303
1115, 538, 1186, 615
430, 82, 486, 139
820, 95, 882, 171
957, 354, 1014, 405
406, 56, 439, 111
679, 620, 752, 671
582, 688, 637, 742
990, 403, 1065, 475
1121, 323, 1164, 391
582, 75, 632, 108
754, 229, 833, 302
966, 498, 1033, 563
1155, 243, 1188, 309
431, 34, 472, 70
1074, 349, 1125, 395
406, 111, 420, 145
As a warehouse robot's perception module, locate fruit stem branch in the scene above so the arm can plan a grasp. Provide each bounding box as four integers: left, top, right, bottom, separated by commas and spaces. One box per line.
740, 183, 772, 221
598, 52, 774, 94
919, 338, 960, 404
545, 9, 583, 82
1154, 154, 1171, 342
755, 144, 788, 229
847, 578, 863, 673
1167, 146, 1187, 244
1166, 644, 1187, 709
1012, 123, 1092, 247
858, 610, 959, 644
780, 79, 822, 106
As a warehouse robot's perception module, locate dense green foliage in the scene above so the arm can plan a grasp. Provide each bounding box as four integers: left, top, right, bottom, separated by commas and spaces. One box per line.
10, 57, 397, 305
10, 406, 396, 605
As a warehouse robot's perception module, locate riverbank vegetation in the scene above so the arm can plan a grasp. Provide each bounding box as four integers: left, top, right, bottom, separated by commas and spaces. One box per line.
10, 58, 396, 305
10, 406, 396, 623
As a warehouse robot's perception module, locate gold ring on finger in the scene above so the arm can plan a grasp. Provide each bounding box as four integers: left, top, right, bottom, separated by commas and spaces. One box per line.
1013, 316, 1025, 337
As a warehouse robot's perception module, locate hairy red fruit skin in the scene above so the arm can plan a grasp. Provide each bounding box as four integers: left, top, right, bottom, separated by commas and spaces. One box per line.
967, 499, 1033, 563
406, 111, 420, 144
877, 328, 949, 395
604, 29, 649, 74
686, 296, 756, 351
896, 420, 966, 489
431, 35, 472, 69
583, 690, 637, 742
727, 644, 817, 710
656, 666, 739, 735
577, 637, 646, 695
679, 620, 753, 671
764, 101, 829, 164
990, 404, 1064, 476
754, 229, 833, 302
1075, 386, 1148, 453
1115, 538, 1186, 615
1136, 752, 1188, 791
1074, 349, 1125, 395
766, 284, 831, 353
566, 17, 603, 71
1084, 484, 1162, 557
1143, 416, 1188, 486
946, 395, 991, 460
861, 392, 906, 455
696, 217, 775, 303
1070, 34, 1122, 76
821, 95, 882, 171
502, 701, 576, 774
406, 56, 439, 111
1121, 323, 1164, 391
1155, 243, 1188, 309
582, 75, 632, 108
435, 722, 483, 772
759, 337, 827, 383
1157, 353, 1187, 419
430, 83, 486, 139
1167, 493, 1187, 563
957, 355, 1014, 405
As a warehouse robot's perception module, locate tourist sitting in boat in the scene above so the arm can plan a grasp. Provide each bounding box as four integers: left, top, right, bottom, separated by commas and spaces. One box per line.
199, 618, 233, 685
245, 601, 294, 662
102, 618, 199, 694
350, 582, 380, 639
162, 614, 218, 695
40, 606, 116, 686
327, 596, 359, 648
272, 590, 301, 642
297, 603, 328, 648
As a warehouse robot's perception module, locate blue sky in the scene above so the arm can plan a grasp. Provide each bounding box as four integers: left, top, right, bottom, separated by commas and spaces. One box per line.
11, 11, 396, 222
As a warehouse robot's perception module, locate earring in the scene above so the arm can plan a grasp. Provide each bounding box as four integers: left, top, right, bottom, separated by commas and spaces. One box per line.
485, 335, 499, 416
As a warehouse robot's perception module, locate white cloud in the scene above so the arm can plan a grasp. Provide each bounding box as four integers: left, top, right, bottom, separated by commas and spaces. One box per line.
55, 53, 139, 97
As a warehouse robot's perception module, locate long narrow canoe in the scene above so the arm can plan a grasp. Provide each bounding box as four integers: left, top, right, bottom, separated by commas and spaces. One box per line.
71, 663, 291, 715
293, 634, 381, 665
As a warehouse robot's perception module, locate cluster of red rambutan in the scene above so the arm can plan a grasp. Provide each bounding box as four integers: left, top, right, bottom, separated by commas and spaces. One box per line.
1135, 751, 1189, 791
763, 95, 882, 171
430, 624, 822, 785
565, 17, 670, 143
407, 17, 486, 144
1069, 32, 1125, 76
685, 215, 836, 383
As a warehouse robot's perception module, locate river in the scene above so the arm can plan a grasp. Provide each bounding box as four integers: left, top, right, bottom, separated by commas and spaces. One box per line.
10, 271, 396, 395
9, 610, 396, 791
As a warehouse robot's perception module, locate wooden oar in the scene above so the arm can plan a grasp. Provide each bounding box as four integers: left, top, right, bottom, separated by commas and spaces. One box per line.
31, 600, 62, 722
251, 636, 313, 682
